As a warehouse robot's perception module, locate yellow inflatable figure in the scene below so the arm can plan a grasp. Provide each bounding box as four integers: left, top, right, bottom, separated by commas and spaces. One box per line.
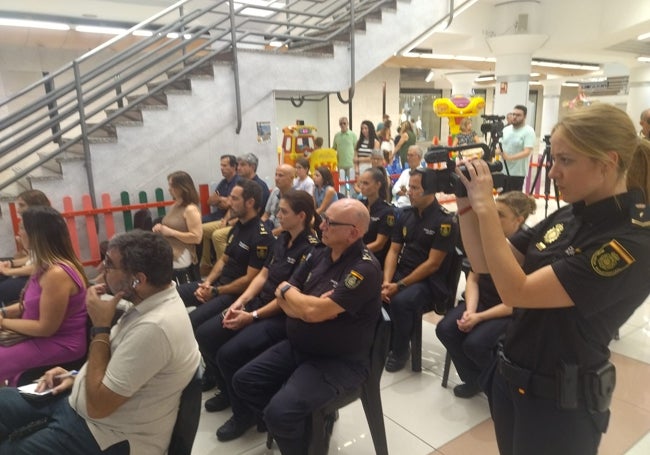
433, 95, 485, 136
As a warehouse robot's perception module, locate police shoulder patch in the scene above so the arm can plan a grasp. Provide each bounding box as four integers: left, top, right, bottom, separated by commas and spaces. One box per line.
387, 214, 395, 227
440, 223, 452, 237
344, 270, 364, 289
590, 239, 635, 277
256, 245, 269, 259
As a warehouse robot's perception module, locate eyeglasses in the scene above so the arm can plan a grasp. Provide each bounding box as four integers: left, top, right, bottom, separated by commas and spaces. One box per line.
321, 213, 355, 228
102, 258, 123, 271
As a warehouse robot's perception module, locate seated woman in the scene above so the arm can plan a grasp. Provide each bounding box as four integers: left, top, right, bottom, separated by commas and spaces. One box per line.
0, 206, 88, 386
313, 166, 338, 215
435, 191, 536, 398
292, 157, 315, 197
357, 167, 394, 267
152, 171, 202, 271
0, 189, 51, 306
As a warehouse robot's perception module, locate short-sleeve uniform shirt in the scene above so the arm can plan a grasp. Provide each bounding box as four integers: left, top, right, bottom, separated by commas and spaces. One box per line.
221, 217, 274, 283
391, 200, 459, 296
286, 240, 382, 362
506, 191, 650, 375
363, 198, 395, 266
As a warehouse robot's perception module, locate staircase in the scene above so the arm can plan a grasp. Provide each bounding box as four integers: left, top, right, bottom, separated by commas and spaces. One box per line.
0, 0, 467, 255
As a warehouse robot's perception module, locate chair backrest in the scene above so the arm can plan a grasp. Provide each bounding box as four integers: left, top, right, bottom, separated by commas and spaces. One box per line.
369, 307, 392, 382
434, 246, 465, 315
168, 368, 202, 455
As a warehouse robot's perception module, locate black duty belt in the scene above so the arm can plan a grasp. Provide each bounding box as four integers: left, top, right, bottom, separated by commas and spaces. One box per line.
497, 348, 557, 400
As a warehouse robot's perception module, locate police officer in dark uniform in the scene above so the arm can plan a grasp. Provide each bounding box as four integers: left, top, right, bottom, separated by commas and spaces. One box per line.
177, 179, 274, 389
382, 168, 459, 372
456, 104, 650, 455
232, 198, 382, 455
197, 191, 319, 440
359, 167, 395, 267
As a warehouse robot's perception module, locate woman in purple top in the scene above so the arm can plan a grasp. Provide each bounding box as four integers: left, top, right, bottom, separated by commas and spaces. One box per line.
0, 206, 88, 386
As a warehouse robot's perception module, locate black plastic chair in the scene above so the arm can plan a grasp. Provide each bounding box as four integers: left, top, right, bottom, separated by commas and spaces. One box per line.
173, 263, 199, 285
267, 307, 391, 455
410, 246, 464, 374
168, 368, 202, 455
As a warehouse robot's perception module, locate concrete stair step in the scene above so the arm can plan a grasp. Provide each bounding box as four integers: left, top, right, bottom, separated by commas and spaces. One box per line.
146, 79, 192, 95
86, 124, 117, 144
105, 108, 144, 126
126, 92, 169, 110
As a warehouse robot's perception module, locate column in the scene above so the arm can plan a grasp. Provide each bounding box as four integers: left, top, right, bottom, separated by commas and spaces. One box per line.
487, 34, 548, 116
539, 78, 562, 138
627, 65, 650, 129
444, 71, 480, 97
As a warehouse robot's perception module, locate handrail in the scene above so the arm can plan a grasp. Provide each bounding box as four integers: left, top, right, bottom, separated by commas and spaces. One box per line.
0, 0, 434, 195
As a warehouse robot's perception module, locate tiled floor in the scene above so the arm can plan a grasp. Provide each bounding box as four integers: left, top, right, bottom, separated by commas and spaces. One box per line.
191, 198, 650, 454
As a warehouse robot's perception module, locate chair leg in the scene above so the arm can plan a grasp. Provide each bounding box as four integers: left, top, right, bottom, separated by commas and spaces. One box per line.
441, 351, 452, 388
410, 310, 423, 372
360, 384, 388, 455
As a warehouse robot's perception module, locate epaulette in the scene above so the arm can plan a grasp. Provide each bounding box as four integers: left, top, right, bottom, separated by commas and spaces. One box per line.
361, 248, 373, 261
307, 234, 320, 245
631, 203, 650, 228
258, 222, 270, 235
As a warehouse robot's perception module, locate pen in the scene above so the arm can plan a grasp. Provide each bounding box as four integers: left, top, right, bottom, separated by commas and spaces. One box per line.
33, 370, 79, 383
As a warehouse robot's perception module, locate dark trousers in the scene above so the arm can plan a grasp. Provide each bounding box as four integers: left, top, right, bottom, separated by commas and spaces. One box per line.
0, 275, 29, 306
491, 369, 606, 455
0, 389, 129, 455
386, 282, 432, 356
435, 302, 510, 385
216, 315, 286, 424
232, 340, 367, 455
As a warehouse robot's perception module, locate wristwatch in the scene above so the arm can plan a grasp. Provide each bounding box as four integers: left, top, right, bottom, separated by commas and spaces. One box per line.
397, 280, 407, 291
211, 286, 220, 296
280, 283, 293, 299
251, 310, 259, 321
90, 326, 111, 338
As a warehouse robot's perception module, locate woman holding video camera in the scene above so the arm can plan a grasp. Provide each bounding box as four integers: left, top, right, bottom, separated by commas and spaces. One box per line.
455, 104, 650, 455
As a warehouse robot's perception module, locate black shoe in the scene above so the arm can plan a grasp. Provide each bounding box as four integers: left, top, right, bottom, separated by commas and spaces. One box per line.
385, 351, 409, 372
201, 373, 217, 392
453, 382, 481, 398
204, 392, 230, 412
216, 416, 254, 442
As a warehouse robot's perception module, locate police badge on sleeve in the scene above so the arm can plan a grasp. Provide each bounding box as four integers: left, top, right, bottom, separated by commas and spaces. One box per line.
344, 270, 364, 289
590, 239, 635, 277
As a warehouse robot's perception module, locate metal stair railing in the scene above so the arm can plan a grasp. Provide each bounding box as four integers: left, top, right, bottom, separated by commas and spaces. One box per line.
0, 0, 402, 198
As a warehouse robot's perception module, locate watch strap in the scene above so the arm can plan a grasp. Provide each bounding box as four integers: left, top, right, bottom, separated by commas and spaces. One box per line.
251, 310, 259, 320
91, 326, 111, 338
280, 284, 293, 299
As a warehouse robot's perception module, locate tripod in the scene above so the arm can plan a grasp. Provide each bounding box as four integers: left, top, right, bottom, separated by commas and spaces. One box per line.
528, 135, 559, 217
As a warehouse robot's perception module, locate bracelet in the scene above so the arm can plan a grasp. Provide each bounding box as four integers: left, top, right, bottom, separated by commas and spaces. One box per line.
458, 206, 473, 216
90, 338, 111, 349
9, 259, 14, 268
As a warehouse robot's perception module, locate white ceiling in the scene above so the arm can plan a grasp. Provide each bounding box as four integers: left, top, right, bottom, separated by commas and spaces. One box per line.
1, 0, 649, 82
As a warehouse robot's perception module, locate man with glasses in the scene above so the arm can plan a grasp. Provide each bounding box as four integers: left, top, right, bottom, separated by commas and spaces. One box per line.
232, 198, 382, 454
0, 230, 200, 454
382, 168, 459, 372
392, 145, 424, 208
499, 104, 536, 192
332, 116, 357, 196
640, 108, 650, 139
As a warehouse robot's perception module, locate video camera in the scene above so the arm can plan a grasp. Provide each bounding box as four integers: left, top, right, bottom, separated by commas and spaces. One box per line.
480, 114, 506, 139
424, 143, 503, 197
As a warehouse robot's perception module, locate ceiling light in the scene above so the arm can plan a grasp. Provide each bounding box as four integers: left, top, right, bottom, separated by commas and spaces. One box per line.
475, 75, 495, 82
75, 25, 127, 35
269, 41, 284, 47
562, 82, 580, 87
132, 30, 153, 37
425, 70, 435, 83
638, 56, 650, 63
532, 59, 600, 71
638, 32, 650, 41
0, 18, 69, 31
